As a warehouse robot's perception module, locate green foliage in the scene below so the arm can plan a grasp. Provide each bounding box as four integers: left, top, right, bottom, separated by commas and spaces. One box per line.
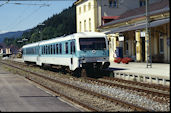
4, 5, 76, 48
3, 37, 15, 46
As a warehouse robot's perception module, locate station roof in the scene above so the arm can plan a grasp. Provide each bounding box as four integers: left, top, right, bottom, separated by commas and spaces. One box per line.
102, 18, 170, 34
100, 0, 169, 28
102, 16, 120, 20
74, 0, 83, 5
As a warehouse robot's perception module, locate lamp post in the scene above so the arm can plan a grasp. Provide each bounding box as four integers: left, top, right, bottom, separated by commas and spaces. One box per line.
38, 23, 45, 41
146, 0, 152, 68
17, 38, 28, 47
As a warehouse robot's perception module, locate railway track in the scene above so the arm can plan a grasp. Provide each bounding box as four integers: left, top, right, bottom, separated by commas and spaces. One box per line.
82, 77, 170, 103
0, 60, 152, 112
102, 76, 170, 92
0, 59, 170, 111
7, 60, 170, 98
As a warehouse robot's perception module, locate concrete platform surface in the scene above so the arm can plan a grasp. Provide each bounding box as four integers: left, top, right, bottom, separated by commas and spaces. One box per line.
0, 65, 81, 112
109, 61, 170, 79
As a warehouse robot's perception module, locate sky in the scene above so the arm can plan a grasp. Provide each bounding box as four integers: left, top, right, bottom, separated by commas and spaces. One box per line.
0, 0, 75, 34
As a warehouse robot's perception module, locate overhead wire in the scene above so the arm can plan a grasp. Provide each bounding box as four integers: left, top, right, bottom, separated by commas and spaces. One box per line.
21, 1, 50, 29
5, 3, 32, 30
9, 6, 44, 30
7, 2, 50, 7
6, 1, 50, 31
0, 0, 10, 7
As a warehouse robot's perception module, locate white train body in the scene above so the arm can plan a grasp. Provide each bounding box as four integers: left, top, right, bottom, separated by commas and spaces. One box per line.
22, 32, 110, 71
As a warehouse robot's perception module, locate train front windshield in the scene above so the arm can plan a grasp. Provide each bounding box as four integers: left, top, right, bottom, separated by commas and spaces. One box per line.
79, 38, 106, 50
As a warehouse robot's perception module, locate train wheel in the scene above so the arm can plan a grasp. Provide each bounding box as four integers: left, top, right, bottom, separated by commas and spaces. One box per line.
81, 68, 87, 77
73, 68, 81, 77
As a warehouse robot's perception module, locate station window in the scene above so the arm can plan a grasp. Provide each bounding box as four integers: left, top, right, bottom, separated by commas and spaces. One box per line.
89, 18, 91, 32
84, 5, 86, 12
84, 20, 86, 32
140, 0, 146, 7
109, 0, 119, 8
80, 21, 82, 32
159, 36, 164, 54
88, 2, 91, 10
79, 7, 81, 14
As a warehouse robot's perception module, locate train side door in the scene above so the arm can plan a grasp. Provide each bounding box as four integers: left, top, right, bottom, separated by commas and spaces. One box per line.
37, 44, 41, 65
70, 39, 76, 70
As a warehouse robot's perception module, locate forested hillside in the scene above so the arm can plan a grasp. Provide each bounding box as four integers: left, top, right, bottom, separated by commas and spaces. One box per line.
4, 5, 76, 48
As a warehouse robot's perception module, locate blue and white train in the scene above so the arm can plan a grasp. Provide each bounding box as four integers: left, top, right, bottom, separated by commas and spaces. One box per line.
22, 32, 110, 74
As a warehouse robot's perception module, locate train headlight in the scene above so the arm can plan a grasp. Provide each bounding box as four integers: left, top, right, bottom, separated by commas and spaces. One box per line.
81, 57, 86, 63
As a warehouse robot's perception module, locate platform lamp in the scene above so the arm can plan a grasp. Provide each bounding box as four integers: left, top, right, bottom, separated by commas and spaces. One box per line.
38, 23, 45, 41
145, 0, 152, 68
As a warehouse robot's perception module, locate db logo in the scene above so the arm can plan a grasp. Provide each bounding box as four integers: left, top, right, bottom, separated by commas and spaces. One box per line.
92, 50, 96, 53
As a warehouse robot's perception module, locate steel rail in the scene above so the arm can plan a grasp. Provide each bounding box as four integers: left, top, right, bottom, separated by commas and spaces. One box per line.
84, 77, 170, 98
0, 61, 97, 112
103, 76, 170, 92
0, 61, 152, 112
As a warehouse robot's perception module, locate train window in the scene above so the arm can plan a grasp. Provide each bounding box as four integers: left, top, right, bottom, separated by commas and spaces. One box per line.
46, 45, 48, 54
33, 48, 35, 54
34, 47, 36, 54
43, 47, 44, 54
70, 42, 72, 54
56, 44, 58, 54
48, 45, 50, 54
49, 45, 51, 54
73, 41, 75, 53
59, 43, 62, 54
53, 44, 55, 54
45, 46, 46, 54
65, 42, 68, 54
51, 45, 53, 54
44, 46, 45, 55
79, 38, 106, 50
46, 46, 47, 54
42, 46, 43, 54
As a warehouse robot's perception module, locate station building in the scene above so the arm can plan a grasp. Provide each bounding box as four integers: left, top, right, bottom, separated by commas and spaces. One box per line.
74, 0, 170, 63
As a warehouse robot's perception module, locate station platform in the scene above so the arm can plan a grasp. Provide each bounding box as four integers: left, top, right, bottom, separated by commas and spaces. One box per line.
109, 61, 170, 86
0, 64, 81, 112
8, 58, 171, 86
